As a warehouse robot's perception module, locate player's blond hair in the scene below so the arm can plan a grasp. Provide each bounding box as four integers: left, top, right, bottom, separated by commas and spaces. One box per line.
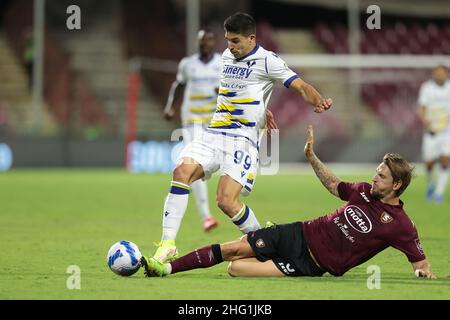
383, 153, 414, 197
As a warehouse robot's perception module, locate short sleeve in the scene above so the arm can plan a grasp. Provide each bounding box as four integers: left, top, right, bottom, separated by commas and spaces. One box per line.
266, 53, 299, 88
389, 221, 426, 263
417, 83, 428, 107
176, 58, 188, 85
337, 182, 359, 201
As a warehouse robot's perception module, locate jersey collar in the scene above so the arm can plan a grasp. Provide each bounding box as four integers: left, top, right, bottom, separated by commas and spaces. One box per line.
380, 198, 404, 208
198, 53, 215, 65
236, 43, 260, 62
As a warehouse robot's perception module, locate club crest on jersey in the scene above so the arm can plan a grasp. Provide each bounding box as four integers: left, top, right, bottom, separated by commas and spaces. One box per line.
255, 239, 265, 248
246, 60, 256, 68
380, 212, 393, 224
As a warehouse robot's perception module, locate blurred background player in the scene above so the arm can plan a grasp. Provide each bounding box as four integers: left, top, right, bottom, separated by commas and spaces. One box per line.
141, 126, 435, 280
417, 65, 450, 203
152, 12, 332, 264
163, 29, 221, 231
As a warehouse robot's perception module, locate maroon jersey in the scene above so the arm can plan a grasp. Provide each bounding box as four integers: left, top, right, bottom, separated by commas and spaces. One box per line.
302, 182, 425, 276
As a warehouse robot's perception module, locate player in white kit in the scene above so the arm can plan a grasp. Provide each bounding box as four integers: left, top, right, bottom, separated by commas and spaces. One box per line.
150, 12, 332, 264
417, 65, 450, 203
164, 30, 221, 231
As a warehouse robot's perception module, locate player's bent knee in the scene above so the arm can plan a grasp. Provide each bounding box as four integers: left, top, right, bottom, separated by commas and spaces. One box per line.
173, 162, 196, 183
227, 261, 239, 277
172, 167, 189, 183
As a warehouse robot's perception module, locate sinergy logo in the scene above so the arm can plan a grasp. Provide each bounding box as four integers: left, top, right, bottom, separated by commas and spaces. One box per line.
222, 65, 253, 79
344, 205, 372, 233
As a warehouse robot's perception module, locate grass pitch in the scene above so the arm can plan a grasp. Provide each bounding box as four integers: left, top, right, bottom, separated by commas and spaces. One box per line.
0, 169, 449, 300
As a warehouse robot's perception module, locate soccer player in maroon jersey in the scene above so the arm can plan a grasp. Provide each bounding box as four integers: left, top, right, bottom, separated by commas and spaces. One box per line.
141, 125, 436, 279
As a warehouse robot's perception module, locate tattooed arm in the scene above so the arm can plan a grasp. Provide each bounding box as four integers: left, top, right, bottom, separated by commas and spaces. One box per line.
304, 125, 341, 197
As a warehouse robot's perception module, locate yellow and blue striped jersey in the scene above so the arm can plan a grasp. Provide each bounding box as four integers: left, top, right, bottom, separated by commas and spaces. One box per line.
177, 53, 222, 126
207, 44, 299, 144
418, 79, 450, 133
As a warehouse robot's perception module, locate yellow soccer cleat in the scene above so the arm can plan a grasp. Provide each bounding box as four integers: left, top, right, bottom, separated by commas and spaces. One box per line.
265, 220, 276, 228
152, 240, 179, 263
140, 256, 168, 277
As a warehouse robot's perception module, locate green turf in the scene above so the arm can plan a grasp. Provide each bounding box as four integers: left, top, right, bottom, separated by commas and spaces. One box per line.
0, 169, 449, 300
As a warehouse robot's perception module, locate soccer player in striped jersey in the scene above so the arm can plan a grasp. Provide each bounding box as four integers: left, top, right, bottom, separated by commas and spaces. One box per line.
150, 12, 332, 264
416, 65, 450, 203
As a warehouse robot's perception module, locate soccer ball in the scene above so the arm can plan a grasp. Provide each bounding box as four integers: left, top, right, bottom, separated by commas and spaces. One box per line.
107, 240, 142, 276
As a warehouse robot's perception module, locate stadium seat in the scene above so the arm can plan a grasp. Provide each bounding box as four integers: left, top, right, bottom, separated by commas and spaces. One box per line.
312, 21, 443, 137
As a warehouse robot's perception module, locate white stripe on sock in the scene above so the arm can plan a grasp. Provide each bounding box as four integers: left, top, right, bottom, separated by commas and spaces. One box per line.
230, 204, 260, 234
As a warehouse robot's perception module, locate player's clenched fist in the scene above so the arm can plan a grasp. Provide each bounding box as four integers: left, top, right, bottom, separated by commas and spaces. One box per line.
314, 98, 333, 113
415, 269, 437, 279
164, 109, 175, 121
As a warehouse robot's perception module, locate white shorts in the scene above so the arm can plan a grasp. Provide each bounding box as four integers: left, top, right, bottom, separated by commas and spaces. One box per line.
422, 131, 450, 162
178, 128, 259, 196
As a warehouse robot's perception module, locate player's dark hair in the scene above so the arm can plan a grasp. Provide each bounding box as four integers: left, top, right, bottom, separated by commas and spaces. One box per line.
224, 12, 256, 37
383, 153, 414, 197
198, 27, 214, 36
197, 28, 215, 42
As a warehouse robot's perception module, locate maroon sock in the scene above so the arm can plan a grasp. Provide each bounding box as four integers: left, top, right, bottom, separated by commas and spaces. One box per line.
170, 244, 223, 274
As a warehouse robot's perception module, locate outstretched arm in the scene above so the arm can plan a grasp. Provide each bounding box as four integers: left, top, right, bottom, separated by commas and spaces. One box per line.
163, 81, 185, 121
412, 259, 436, 279
304, 125, 341, 197
289, 78, 333, 113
